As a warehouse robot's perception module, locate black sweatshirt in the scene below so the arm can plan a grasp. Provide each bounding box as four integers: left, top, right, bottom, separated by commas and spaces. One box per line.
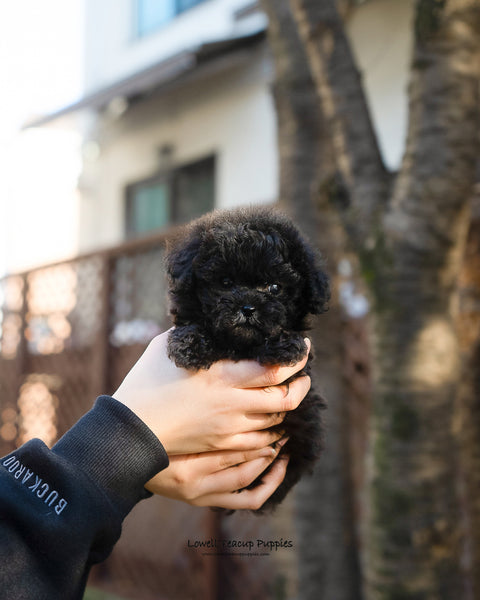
0, 395, 169, 600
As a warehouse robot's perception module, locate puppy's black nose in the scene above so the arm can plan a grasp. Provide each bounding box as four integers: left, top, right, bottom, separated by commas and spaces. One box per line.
241, 305, 256, 317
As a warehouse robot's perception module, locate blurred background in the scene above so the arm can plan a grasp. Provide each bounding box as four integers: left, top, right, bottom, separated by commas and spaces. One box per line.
1, 1, 479, 599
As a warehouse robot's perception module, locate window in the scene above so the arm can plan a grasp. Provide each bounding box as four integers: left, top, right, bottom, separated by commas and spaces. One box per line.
135, 0, 208, 37
126, 156, 215, 236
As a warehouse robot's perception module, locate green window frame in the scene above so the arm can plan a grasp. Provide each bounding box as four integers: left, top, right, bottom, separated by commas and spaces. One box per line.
125, 155, 215, 236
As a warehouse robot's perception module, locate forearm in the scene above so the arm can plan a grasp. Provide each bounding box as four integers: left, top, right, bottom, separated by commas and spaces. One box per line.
0, 396, 168, 600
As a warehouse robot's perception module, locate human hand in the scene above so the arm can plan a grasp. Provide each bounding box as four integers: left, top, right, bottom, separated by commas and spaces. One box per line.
113, 330, 311, 456
146, 439, 289, 510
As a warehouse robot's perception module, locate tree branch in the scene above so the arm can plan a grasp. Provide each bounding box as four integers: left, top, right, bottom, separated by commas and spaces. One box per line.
289, 0, 389, 249
385, 0, 480, 266
260, 0, 330, 241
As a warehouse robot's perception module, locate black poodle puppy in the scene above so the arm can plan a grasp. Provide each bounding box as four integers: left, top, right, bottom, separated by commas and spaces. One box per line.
165, 206, 330, 511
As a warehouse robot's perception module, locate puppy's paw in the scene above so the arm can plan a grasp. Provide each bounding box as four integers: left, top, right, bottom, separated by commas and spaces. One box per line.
260, 333, 307, 366
167, 325, 216, 370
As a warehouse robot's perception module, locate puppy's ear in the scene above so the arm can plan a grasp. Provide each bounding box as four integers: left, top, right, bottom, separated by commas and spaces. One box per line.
267, 211, 330, 315
306, 262, 330, 315
165, 229, 202, 293
289, 233, 330, 315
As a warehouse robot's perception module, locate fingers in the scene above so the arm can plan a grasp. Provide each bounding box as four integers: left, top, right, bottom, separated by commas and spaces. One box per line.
196, 457, 290, 510
200, 446, 285, 496
213, 446, 278, 470
173, 446, 279, 476
214, 338, 311, 389
200, 457, 276, 497
150, 440, 289, 503
210, 373, 310, 448
242, 373, 311, 417
227, 428, 285, 451
244, 410, 286, 429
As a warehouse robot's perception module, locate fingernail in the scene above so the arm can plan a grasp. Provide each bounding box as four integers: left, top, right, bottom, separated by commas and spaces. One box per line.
260, 447, 277, 458
304, 338, 311, 352
277, 436, 289, 448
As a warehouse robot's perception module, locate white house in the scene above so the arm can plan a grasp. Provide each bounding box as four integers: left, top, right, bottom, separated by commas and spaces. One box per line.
4, 0, 414, 273
0, 0, 413, 271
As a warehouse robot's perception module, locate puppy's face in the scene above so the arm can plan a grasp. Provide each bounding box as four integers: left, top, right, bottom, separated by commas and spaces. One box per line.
192, 226, 304, 346
167, 210, 329, 349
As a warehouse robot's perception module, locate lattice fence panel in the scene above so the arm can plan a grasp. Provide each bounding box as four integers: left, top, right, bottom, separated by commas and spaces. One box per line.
0, 275, 25, 455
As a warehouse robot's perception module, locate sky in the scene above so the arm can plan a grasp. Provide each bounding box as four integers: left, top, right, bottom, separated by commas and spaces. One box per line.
0, 0, 84, 135
0, 0, 84, 275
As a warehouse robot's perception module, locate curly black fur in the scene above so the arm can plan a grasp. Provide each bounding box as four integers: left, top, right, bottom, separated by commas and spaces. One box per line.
165, 206, 330, 512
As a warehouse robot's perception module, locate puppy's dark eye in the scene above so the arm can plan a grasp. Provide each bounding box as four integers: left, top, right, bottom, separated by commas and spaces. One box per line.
268, 284, 281, 295
221, 277, 233, 288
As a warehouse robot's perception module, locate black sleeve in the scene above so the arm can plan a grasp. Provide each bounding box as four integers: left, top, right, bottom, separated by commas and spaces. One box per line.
0, 395, 169, 600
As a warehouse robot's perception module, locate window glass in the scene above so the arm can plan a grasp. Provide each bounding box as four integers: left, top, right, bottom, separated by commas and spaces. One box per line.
175, 157, 215, 224
128, 181, 170, 234
135, 0, 207, 37
136, 0, 175, 37
126, 156, 215, 236
177, 0, 206, 14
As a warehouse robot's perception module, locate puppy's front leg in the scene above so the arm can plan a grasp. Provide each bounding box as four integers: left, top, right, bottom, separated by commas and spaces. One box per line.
167, 325, 216, 370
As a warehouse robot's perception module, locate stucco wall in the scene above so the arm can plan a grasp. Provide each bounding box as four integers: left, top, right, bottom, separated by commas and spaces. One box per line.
347, 0, 414, 170
2, 0, 415, 271
77, 45, 277, 252
83, 0, 267, 94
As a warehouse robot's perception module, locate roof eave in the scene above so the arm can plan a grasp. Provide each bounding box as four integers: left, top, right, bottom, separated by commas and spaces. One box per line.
23, 30, 266, 129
